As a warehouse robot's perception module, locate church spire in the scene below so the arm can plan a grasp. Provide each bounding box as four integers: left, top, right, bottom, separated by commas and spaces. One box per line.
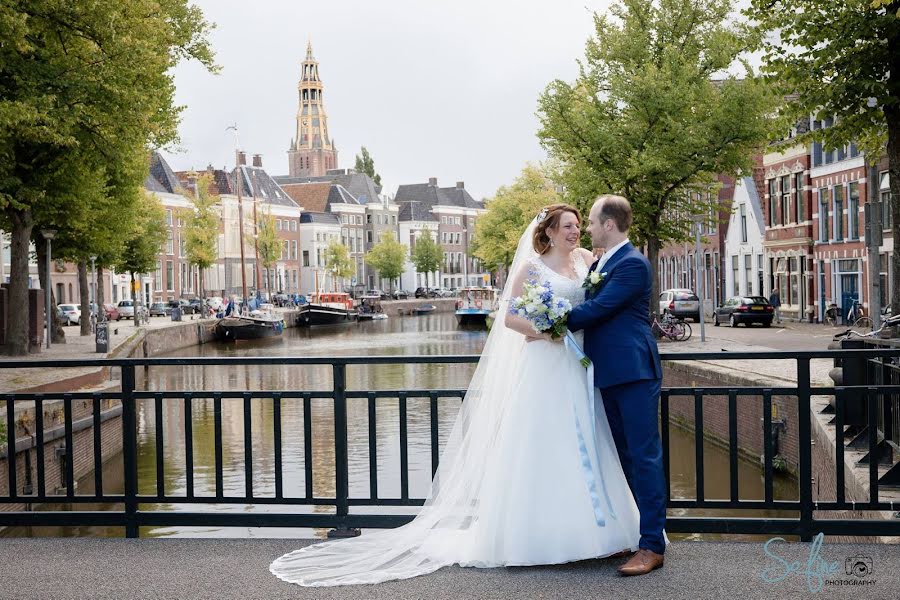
288, 39, 338, 177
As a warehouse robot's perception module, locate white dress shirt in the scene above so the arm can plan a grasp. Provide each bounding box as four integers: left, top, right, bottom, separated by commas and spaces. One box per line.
596, 238, 630, 272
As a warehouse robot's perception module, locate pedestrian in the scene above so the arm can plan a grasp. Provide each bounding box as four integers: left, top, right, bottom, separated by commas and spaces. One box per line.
769, 288, 782, 324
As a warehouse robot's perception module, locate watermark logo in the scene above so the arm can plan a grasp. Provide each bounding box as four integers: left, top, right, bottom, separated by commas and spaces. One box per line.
760, 533, 876, 593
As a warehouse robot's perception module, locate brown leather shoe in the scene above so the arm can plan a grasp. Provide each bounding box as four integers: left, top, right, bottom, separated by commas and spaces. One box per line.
608, 549, 634, 559
617, 548, 664, 576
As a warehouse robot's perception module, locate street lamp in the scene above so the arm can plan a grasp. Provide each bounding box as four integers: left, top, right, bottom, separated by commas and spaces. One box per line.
90, 255, 97, 323
41, 229, 57, 349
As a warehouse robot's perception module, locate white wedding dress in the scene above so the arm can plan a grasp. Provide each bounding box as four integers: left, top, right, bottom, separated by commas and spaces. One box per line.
270, 221, 641, 587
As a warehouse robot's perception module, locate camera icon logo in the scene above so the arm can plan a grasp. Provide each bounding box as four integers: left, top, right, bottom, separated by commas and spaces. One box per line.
844, 556, 873, 578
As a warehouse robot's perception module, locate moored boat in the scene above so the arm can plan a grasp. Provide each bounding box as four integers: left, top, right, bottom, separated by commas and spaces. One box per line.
215, 304, 285, 341
455, 287, 497, 326
413, 303, 436, 315
356, 295, 388, 321
297, 292, 357, 326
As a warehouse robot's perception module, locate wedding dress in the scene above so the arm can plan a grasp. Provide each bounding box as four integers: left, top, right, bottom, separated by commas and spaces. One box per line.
270, 219, 641, 587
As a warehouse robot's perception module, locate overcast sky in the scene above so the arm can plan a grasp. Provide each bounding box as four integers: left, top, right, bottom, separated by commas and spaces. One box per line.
162, 0, 618, 201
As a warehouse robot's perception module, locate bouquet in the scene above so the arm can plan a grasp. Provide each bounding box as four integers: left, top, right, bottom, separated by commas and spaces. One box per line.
509, 279, 572, 340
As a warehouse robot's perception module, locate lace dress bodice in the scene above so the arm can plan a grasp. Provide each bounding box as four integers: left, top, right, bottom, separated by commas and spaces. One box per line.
527, 252, 590, 310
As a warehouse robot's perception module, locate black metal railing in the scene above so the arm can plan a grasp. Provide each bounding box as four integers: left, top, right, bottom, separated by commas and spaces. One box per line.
1, 350, 899, 540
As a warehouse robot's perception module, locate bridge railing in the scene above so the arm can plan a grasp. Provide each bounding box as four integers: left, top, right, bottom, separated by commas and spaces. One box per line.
1, 351, 899, 540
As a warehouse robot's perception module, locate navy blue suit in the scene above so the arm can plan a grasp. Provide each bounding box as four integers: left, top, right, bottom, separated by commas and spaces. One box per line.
567, 242, 666, 555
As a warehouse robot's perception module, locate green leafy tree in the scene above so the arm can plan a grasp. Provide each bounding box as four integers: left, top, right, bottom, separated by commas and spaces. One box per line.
747, 0, 900, 312
181, 172, 220, 311
365, 232, 407, 293
115, 192, 168, 326
354, 146, 382, 187
324, 240, 355, 291
255, 204, 280, 299
537, 0, 775, 303
411, 231, 442, 287
0, 0, 216, 354
471, 164, 562, 272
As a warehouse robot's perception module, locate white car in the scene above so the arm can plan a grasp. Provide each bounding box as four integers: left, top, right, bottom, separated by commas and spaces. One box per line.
658, 289, 701, 321
57, 304, 81, 325
117, 299, 135, 319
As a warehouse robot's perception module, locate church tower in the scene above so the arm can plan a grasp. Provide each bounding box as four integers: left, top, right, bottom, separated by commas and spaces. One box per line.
288, 41, 338, 177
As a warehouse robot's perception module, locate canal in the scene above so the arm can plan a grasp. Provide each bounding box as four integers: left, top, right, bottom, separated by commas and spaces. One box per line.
3, 313, 797, 540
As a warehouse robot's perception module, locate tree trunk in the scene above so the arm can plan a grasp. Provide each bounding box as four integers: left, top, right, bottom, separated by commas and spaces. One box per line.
647, 235, 661, 318
78, 260, 91, 336
97, 266, 105, 319
199, 268, 205, 318
887, 105, 900, 317
35, 236, 66, 343
4, 208, 34, 355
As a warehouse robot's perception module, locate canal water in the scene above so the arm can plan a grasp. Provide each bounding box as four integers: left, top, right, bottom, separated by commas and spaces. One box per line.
3, 313, 796, 540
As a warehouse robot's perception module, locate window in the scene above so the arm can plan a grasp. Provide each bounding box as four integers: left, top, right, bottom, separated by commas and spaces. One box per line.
795, 172, 804, 222
740, 204, 747, 243
392, 216, 396, 225
165, 209, 173, 226
848, 182, 860, 239
155, 260, 162, 290
291, 220, 297, 232
303, 250, 310, 267
744, 254, 752, 295
356, 215, 363, 225
455, 232, 461, 244
366, 214, 372, 224
367, 230, 373, 243
833, 185, 844, 241
767, 179, 777, 226
781, 175, 791, 224
166, 260, 174, 291
291, 240, 298, 260
732, 256, 739, 296
179, 238, 185, 257
166, 230, 174, 255
819, 188, 829, 241
882, 171, 893, 230
276, 219, 282, 231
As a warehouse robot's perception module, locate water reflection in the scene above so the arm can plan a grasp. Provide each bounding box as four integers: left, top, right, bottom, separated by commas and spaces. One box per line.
3, 313, 795, 540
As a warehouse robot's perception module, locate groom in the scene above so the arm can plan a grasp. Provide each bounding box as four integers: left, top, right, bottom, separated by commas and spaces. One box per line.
567, 195, 666, 576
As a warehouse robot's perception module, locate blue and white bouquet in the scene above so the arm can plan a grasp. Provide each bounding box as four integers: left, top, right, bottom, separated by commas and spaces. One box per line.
509, 279, 572, 340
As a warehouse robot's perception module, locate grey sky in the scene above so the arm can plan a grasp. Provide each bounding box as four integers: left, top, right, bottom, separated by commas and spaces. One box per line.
163, 0, 615, 201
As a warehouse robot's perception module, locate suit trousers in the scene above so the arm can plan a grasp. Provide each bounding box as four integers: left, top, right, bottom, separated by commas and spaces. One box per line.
595, 378, 666, 554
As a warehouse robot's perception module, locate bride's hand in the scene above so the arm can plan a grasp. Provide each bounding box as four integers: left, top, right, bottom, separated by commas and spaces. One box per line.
526, 332, 561, 343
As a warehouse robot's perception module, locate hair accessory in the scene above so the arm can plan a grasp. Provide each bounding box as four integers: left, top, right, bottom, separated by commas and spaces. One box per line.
536, 207, 549, 223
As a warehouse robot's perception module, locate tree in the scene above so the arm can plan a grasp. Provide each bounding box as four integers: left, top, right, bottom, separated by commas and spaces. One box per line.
411, 231, 442, 288
255, 204, 280, 299
537, 0, 775, 305
0, 1, 216, 354
324, 240, 355, 291
354, 146, 382, 188
747, 0, 900, 313
365, 232, 407, 293
115, 192, 168, 326
471, 164, 562, 272
181, 173, 220, 312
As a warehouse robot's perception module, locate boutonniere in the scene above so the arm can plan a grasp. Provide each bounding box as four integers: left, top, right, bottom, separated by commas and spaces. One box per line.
582, 270, 607, 294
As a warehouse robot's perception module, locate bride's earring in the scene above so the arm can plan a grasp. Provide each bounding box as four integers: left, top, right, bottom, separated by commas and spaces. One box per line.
550, 238, 555, 247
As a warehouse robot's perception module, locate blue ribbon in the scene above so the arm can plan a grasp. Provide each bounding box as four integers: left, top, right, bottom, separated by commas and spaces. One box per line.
564, 330, 617, 527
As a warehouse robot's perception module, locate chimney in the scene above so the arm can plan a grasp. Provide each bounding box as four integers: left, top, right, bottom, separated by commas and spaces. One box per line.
237, 151, 247, 165
455, 181, 464, 189
428, 177, 438, 186
252, 154, 263, 168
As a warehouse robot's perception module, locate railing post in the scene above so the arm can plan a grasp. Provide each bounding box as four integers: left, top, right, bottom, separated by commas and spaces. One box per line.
797, 357, 814, 542
121, 364, 139, 538
328, 362, 359, 538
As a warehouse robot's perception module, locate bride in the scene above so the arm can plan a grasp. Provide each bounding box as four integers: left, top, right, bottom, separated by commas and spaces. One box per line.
270, 204, 641, 587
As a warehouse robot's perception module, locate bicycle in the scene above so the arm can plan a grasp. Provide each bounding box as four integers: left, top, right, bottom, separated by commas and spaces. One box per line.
651, 312, 691, 341
847, 299, 872, 332
832, 312, 900, 342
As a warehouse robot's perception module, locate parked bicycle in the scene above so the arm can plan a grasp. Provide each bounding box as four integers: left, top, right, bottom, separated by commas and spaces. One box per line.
832, 312, 900, 342
651, 312, 692, 341
847, 299, 872, 332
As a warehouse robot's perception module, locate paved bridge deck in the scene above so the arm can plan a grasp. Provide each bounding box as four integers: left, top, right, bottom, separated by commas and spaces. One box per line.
2, 538, 898, 599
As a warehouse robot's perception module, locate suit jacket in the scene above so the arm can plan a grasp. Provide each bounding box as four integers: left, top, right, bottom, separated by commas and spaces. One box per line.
567, 242, 662, 389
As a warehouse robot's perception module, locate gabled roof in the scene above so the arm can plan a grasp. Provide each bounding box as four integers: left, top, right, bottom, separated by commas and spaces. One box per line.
236, 166, 298, 208
274, 169, 383, 202
741, 176, 766, 236
300, 211, 341, 225
145, 152, 183, 194
281, 182, 334, 213
394, 180, 484, 221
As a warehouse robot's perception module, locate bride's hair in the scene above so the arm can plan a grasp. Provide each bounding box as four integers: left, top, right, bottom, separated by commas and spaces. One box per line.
532, 203, 581, 255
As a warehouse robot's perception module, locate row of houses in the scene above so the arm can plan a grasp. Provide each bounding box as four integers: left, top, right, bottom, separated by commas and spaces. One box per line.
2, 151, 489, 308
658, 117, 893, 324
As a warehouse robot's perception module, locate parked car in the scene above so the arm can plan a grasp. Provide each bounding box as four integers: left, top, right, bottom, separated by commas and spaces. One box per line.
117, 299, 135, 319
206, 296, 224, 311
414, 287, 439, 298
659, 289, 701, 322
366, 289, 389, 300
713, 296, 775, 327
149, 302, 171, 317
57, 303, 80, 325
188, 298, 203, 312
168, 299, 196, 315
102, 303, 121, 321
435, 288, 455, 298
392, 289, 410, 300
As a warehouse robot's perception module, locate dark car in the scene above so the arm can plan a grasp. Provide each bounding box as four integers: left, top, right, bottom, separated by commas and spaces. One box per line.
392, 289, 410, 300
414, 287, 439, 299
168, 299, 197, 315
149, 302, 171, 317
713, 296, 774, 327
